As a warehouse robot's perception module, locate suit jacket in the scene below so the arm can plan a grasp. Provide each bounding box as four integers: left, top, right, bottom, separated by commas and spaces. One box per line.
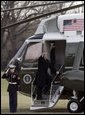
34, 56, 52, 87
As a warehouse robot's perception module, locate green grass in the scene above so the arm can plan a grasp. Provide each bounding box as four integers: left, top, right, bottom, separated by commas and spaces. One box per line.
1, 79, 8, 95
1, 72, 8, 95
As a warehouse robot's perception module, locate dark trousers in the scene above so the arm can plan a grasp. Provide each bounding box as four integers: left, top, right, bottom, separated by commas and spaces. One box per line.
36, 86, 43, 100
9, 91, 17, 112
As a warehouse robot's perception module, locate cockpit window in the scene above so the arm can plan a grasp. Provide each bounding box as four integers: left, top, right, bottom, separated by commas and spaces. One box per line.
23, 42, 42, 67
25, 42, 42, 61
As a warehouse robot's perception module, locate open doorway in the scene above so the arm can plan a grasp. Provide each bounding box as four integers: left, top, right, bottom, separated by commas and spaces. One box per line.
43, 40, 66, 76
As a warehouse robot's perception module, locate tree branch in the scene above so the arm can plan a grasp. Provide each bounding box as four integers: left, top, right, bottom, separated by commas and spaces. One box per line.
1, 3, 84, 30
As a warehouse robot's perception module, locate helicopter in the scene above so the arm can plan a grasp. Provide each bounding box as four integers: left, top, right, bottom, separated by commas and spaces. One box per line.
3, 12, 84, 113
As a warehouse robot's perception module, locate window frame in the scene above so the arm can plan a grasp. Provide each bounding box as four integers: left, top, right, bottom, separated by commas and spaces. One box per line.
63, 20, 72, 26
22, 40, 42, 68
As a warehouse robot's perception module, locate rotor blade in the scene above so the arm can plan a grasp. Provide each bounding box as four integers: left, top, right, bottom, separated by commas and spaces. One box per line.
1, 3, 84, 30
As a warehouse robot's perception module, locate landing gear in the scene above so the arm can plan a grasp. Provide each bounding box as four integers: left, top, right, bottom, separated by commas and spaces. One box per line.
67, 90, 84, 113
67, 99, 81, 113
79, 97, 84, 112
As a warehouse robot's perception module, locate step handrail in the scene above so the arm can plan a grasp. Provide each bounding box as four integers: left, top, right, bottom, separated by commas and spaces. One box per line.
49, 65, 64, 100
51, 65, 64, 84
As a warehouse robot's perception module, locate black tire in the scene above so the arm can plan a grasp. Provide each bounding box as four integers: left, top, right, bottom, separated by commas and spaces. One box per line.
67, 99, 81, 113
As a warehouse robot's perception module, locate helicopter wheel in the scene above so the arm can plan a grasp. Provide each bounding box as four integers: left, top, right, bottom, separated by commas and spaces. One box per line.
67, 99, 81, 113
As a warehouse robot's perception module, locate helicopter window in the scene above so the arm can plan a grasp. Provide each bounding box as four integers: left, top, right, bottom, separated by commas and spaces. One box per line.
83, 49, 84, 64
63, 20, 72, 26
65, 53, 75, 66
76, 31, 82, 35
29, 34, 44, 40
80, 49, 84, 66
64, 43, 78, 67
23, 42, 42, 67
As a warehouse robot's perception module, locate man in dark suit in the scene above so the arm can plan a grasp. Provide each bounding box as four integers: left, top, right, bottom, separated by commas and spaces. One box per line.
33, 52, 53, 100
50, 43, 56, 76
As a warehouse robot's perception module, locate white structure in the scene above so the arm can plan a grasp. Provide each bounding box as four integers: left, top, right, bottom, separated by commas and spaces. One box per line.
35, 13, 84, 37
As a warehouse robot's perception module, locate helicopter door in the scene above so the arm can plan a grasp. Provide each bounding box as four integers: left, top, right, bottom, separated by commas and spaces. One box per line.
20, 42, 42, 95
30, 40, 66, 110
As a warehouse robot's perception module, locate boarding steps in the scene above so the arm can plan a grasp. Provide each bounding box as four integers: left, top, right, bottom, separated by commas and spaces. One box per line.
30, 84, 64, 110
30, 65, 64, 110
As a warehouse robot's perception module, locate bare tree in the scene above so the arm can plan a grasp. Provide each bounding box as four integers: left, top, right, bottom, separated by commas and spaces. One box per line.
1, 1, 66, 69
